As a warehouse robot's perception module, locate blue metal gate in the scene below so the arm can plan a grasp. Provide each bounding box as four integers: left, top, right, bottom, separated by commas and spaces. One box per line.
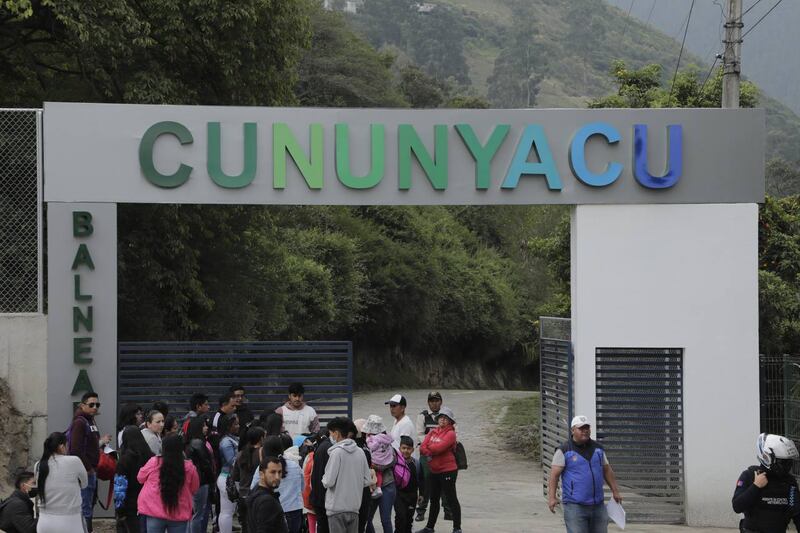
539, 317, 573, 497
118, 341, 353, 423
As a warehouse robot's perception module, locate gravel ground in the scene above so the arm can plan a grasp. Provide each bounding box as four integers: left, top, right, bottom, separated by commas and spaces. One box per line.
92, 389, 731, 533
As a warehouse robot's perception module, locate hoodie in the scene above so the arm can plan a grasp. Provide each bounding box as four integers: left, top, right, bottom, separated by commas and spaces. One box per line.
321, 438, 372, 515
68, 409, 100, 471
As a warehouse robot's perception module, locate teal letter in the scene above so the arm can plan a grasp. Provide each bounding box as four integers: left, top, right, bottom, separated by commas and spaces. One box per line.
273, 123, 323, 189
502, 125, 561, 190
73, 306, 93, 333
74, 275, 91, 301
335, 124, 385, 189
139, 121, 194, 188
398, 125, 448, 190
569, 122, 623, 187
73, 337, 92, 364
72, 212, 93, 237
455, 124, 510, 190
71, 244, 95, 271
71, 369, 94, 395
207, 122, 257, 189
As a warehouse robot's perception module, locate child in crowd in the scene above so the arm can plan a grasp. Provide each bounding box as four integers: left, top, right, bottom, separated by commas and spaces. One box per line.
394, 436, 419, 533
364, 415, 394, 499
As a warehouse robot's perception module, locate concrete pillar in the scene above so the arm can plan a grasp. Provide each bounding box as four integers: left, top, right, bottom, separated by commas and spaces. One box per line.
571, 203, 759, 526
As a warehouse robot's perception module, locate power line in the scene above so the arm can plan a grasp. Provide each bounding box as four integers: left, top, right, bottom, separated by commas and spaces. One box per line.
644, 0, 656, 26
668, 0, 696, 103
620, 0, 636, 39
742, 0, 785, 39
698, 54, 720, 99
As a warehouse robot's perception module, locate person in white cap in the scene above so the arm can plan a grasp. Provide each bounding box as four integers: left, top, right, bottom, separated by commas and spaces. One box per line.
547, 415, 621, 533
386, 394, 416, 450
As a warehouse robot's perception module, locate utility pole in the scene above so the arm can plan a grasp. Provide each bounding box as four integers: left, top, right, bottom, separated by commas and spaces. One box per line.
722, 0, 742, 108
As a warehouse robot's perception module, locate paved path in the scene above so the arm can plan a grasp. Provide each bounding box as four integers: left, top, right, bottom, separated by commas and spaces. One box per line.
354, 389, 731, 533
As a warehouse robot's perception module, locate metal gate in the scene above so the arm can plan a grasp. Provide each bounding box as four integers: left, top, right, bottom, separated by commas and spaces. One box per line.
118, 341, 353, 423
540, 317, 573, 497
760, 354, 800, 480
596, 347, 685, 524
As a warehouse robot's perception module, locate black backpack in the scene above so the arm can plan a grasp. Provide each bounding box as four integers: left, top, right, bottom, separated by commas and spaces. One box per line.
454, 442, 468, 470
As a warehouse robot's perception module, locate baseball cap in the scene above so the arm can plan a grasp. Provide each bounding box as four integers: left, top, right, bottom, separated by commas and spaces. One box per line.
571, 415, 591, 428
385, 394, 407, 406
428, 391, 443, 401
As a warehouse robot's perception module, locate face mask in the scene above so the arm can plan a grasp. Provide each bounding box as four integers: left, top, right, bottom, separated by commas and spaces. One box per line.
27, 487, 38, 498
329, 434, 338, 444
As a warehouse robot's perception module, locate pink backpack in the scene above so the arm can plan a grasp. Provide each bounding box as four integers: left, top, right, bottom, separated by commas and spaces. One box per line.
393, 450, 411, 490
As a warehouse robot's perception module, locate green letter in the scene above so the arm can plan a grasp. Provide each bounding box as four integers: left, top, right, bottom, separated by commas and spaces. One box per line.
74, 275, 92, 301
73, 212, 93, 237
335, 124, 385, 189
139, 121, 194, 188
71, 369, 94, 395
73, 306, 93, 333
455, 124, 510, 190
73, 337, 92, 364
71, 244, 95, 271
398, 125, 448, 190
207, 122, 257, 189
273, 123, 323, 189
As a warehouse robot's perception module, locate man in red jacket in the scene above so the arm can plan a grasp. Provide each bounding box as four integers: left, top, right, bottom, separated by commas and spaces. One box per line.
416, 407, 462, 533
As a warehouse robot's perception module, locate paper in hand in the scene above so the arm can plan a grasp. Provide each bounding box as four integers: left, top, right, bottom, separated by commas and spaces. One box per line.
606, 498, 626, 529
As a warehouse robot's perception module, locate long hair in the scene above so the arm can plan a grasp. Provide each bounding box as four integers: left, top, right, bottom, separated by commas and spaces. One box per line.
158, 434, 186, 511
263, 413, 283, 436
117, 403, 142, 433
37, 432, 66, 504
238, 426, 266, 473
219, 413, 238, 437
184, 416, 207, 444
120, 425, 154, 471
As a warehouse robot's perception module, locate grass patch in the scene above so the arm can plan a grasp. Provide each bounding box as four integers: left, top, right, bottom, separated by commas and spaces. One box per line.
489, 393, 541, 462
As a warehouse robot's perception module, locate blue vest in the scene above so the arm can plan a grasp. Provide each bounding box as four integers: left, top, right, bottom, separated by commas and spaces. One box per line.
560, 440, 605, 505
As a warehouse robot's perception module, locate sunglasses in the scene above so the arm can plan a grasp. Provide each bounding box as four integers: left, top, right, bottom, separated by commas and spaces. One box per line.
85, 402, 101, 408
389, 403, 400, 407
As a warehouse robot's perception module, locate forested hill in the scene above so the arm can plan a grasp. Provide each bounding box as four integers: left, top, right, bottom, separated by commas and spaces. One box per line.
346, 0, 800, 183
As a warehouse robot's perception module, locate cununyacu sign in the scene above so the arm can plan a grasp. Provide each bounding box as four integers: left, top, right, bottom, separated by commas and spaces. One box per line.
43, 103, 764, 204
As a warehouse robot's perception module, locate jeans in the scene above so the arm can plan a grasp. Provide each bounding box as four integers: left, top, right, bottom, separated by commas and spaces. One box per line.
285, 509, 303, 533
563, 502, 608, 533
426, 471, 460, 531
81, 473, 97, 526
365, 482, 396, 533
143, 515, 189, 533
190, 484, 209, 533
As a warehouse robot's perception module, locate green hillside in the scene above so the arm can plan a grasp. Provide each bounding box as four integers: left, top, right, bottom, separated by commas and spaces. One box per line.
347, 0, 800, 176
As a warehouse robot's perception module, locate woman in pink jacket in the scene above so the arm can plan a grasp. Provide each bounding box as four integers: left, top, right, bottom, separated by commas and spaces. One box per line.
137, 433, 200, 533
417, 407, 462, 533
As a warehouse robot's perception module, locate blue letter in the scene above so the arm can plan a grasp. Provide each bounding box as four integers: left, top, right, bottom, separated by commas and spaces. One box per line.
502, 125, 561, 190
633, 124, 682, 189
569, 123, 623, 187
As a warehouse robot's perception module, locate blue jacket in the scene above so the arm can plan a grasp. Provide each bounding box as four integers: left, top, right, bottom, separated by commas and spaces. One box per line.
559, 439, 605, 505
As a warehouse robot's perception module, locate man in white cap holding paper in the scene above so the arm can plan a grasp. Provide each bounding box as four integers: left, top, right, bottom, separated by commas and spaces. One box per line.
547, 415, 622, 533
386, 393, 416, 450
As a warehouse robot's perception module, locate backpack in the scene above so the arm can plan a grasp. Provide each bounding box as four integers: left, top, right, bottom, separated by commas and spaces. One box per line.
453, 442, 468, 470
392, 450, 411, 490
65, 416, 90, 452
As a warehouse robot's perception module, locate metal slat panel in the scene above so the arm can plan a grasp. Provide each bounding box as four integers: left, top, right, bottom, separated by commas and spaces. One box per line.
118, 341, 353, 420
596, 347, 685, 525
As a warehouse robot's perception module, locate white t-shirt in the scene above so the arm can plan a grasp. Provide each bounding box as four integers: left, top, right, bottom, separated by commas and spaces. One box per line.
278, 404, 319, 437
390, 415, 416, 449
35, 455, 88, 515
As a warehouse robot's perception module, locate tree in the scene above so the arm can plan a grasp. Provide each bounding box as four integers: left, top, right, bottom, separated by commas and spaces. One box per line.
767, 158, 800, 198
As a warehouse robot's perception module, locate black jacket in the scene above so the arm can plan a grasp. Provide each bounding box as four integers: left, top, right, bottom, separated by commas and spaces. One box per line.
398, 456, 419, 497
732, 465, 800, 533
0, 490, 36, 533
310, 437, 333, 509
186, 438, 215, 486
247, 485, 288, 533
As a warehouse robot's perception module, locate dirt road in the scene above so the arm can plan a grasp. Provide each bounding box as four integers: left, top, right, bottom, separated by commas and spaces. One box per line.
355, 389, 729, 533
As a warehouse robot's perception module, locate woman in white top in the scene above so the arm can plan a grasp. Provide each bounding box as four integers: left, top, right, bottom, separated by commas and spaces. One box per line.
35, 432, 88, 533
141, 409, 165, 456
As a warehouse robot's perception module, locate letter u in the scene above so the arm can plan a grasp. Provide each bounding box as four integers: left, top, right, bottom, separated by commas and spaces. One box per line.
633, 125, 682, 189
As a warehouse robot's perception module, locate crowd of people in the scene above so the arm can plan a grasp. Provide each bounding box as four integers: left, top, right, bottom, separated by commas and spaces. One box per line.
0, 386, 464, 533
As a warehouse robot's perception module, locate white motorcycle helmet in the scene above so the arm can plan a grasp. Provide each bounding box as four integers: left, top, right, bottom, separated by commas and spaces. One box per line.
757, 433, 799, 475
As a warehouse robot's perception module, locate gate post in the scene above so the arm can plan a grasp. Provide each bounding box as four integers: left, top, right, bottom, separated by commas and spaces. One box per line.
571, 203, 759, 526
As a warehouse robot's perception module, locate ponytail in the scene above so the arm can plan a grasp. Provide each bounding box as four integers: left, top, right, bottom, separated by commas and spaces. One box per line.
37, 432, 67, 504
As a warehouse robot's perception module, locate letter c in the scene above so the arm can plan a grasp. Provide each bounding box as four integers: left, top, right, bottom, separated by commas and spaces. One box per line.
139, 121, 194, 188
569, 122, 623, 187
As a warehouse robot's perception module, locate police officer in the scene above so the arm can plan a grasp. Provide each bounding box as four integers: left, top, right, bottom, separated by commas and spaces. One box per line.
732, 433, 800, 532
548, 415, 622, 533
